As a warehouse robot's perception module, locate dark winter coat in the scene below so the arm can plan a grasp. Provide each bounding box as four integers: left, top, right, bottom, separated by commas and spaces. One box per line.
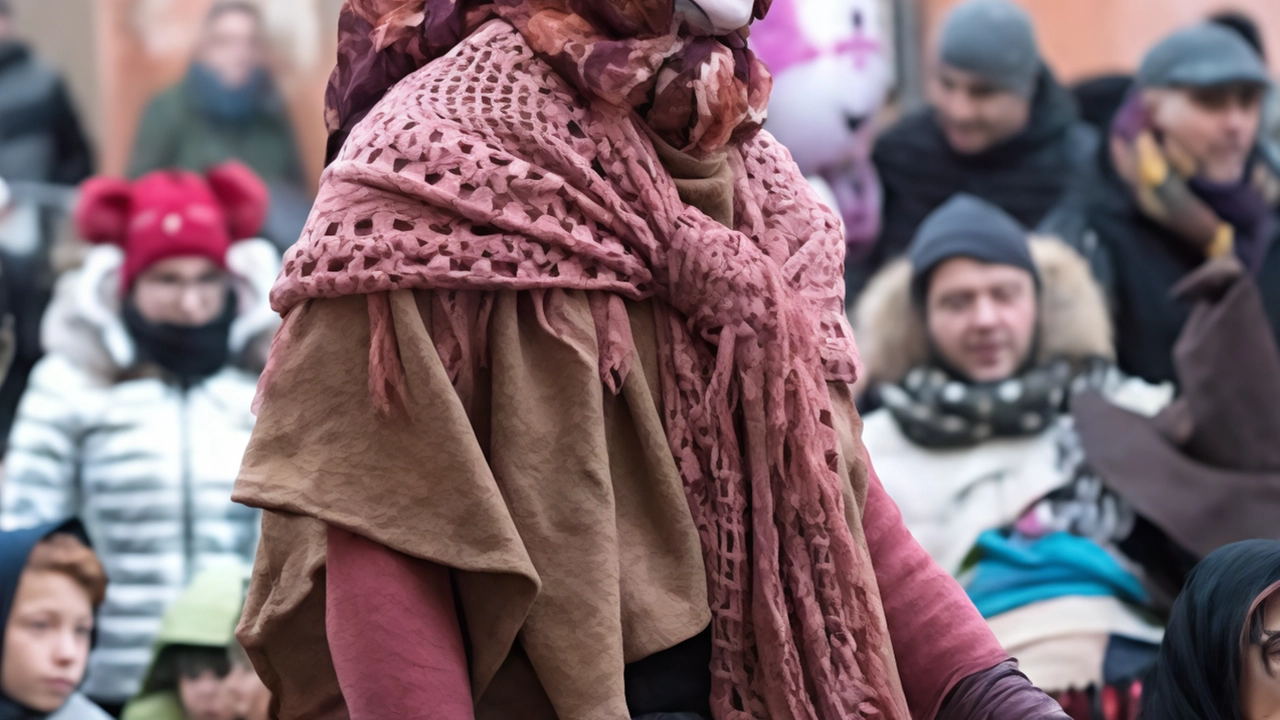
849, 67, 1097, 304
127, 74, 302, 189
0, 41, 92, 185
1041, 147, 1280, 386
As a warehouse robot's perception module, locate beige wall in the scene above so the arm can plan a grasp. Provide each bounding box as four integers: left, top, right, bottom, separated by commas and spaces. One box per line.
920, 0, 1280, 83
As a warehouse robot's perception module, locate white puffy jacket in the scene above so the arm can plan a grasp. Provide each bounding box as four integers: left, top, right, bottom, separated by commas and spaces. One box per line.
0, 240, 279, 703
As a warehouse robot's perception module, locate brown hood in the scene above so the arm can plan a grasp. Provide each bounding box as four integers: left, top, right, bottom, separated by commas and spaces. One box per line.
852, 236, 1114, 387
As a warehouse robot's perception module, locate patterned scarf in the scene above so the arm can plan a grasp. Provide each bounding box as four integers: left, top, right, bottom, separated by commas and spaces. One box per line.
880, 359, 1117, 449
325, 0, 772, 162
271, 12, 906, 720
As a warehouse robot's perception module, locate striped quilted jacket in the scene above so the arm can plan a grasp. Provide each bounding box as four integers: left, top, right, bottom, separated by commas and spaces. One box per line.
0, 240, 279, 703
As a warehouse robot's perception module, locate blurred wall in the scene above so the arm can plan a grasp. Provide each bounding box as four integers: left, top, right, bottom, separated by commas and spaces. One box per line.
95, 0, 340, 190
920, 0, 1280, 82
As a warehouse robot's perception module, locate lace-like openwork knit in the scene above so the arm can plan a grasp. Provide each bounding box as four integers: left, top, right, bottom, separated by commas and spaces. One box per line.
272, 21, 905, 720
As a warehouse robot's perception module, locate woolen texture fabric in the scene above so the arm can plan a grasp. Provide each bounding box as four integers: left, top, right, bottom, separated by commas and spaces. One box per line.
74, 163, 268, 292
907, 193, 1039, 302
937, 0, 1040, 97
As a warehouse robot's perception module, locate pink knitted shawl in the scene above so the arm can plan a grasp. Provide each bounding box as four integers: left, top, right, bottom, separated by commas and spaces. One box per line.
271, 19, 906, 720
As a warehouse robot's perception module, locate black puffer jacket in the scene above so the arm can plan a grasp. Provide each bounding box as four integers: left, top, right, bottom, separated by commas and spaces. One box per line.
0, 41, 92, 185
849, 67, 1097, 304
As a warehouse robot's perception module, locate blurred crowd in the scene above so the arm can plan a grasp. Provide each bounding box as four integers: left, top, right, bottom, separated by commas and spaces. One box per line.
0, 0, 1279, 718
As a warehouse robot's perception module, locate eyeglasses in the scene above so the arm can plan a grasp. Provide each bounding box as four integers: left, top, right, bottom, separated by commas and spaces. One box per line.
133, 272, 230, 303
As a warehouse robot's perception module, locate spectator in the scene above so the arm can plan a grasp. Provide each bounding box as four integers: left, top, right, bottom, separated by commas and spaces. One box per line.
220, 642, 268, 720
129, 2, 307, 252
848, 0, 1097, 303
1, 519, 111, 720
1143, 539, 1280, 720
1208, 9, 1280, 179
0, 0, 93, 185
860, 194, 1280, 716
855, 196, 1175, 714
0, 164, 279, 712
121, 565, 247, 720
1044, 23, 1280, 386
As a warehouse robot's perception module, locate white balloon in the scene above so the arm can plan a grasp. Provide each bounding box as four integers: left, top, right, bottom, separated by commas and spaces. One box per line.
674, 0, 755, 34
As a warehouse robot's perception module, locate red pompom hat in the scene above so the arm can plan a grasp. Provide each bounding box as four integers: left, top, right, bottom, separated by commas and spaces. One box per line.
74, 162, 269, 292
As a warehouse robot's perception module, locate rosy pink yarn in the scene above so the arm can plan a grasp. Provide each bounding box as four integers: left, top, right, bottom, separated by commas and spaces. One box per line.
272, 20, 905, 720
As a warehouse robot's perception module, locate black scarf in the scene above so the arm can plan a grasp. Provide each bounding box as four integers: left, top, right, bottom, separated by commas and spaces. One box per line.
122, 292, 237, 387
880, 358, 1118, 449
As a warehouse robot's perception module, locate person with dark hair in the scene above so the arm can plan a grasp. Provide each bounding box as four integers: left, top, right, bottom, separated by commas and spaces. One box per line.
0, 0, 92, 185
848, 0, 1097, 305
121, 565, 247, 720
1, 519, 112, 720
1143, 539, 1280, 719
129, 2, 307, 252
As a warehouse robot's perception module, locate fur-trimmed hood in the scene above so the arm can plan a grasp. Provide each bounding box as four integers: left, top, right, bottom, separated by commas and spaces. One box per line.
41, 239, 282, 384
853, 236, 1113, 387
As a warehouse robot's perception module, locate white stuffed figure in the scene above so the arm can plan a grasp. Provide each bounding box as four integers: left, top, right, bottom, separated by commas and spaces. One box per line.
752, 0, 893, 257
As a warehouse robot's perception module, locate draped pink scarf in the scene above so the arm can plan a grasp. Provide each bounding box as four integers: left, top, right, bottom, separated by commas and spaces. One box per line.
271, 5, 906, 718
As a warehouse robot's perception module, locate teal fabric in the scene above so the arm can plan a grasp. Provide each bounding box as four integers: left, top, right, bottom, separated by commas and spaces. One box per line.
963, 530, 1149, 619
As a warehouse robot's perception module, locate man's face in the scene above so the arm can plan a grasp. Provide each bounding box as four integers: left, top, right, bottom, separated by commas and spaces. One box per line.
928, 64, 1032, 155
197, 9, 265, 90
675, 0, 755, 34
1, 570, 94, 714
1148, 83, 1265, 184
131, 256, 230, 327
926, 257, 1038, 383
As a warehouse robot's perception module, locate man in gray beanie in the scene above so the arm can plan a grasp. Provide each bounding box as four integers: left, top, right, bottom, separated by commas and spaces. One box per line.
850, 0, 1097, 309
1043, 22, 1280, 387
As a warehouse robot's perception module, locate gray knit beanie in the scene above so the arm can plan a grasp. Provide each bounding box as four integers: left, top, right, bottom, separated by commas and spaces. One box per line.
909, 194, 1039, 303
938, 0, 1041, 98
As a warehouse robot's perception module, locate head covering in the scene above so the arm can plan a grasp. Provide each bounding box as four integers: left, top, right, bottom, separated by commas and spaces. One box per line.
908, 193, 1039, 302
1137, 23, 1270, 89
1210, 10, 1267, 61
122, 565, 247, 720
324, 0, 773, 162
0, 519, 95, 719
1074, 261, 1280, 559
74, 163, 268, 292
938, 0, 1040, 98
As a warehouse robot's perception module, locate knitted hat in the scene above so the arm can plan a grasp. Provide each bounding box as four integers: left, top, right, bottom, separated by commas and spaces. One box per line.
75, 162, 268, 292
908, 193, 1040, 303
1137, 23, 1270, 89
938, 0, 1041, 98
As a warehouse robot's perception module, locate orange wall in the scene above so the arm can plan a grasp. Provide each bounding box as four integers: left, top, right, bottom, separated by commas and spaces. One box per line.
920, 0, 1280, 82
95, 0, 337, 191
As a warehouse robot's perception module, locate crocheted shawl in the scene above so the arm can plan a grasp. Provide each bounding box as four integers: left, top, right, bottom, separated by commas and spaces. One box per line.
272, 16, 906, 720
324, 0, 772, 161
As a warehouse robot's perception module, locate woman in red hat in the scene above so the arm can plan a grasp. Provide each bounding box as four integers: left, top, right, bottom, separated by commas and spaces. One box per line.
0, 162, 278, 714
